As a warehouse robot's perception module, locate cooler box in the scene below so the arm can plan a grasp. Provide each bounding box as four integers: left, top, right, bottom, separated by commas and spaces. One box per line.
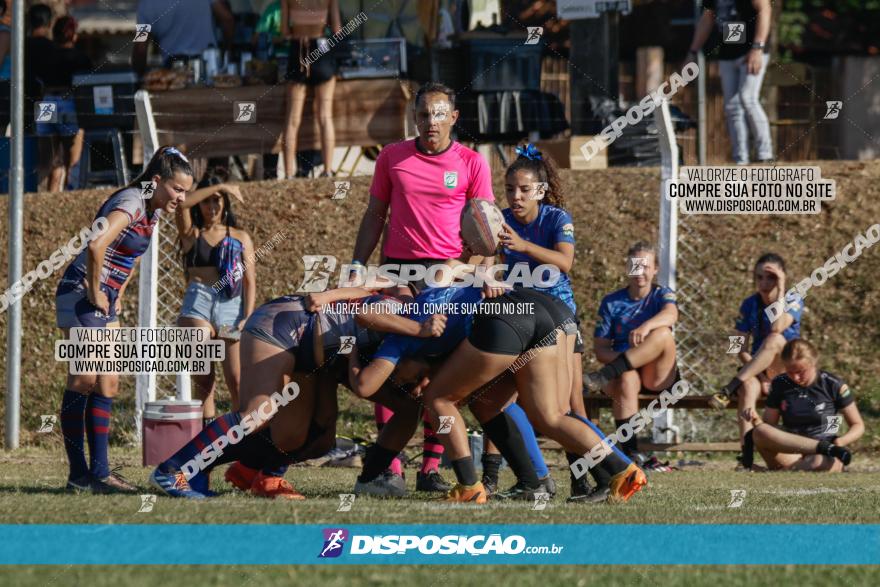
142, 400, 203, 466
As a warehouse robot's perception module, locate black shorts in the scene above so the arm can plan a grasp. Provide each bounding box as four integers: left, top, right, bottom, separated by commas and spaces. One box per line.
468, 289, 562, 356
641, 367, 682, 394
287, 38, 338, 85
537, 291, 578, 334
527, 290, 585, 354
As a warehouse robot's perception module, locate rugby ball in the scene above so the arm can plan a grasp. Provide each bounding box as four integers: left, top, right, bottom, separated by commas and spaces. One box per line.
461, 199, 504, 256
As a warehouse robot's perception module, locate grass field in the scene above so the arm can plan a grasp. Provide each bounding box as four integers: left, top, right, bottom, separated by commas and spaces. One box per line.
1, 447, 878, 585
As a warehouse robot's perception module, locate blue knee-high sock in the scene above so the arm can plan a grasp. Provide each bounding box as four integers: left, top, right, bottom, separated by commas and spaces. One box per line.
163, 412, 256, 473
60, 390, 89, 480
261, 464, 289, 476
567, 412, 632, 466
86, 395, 113, 479
504, 403, 549, 478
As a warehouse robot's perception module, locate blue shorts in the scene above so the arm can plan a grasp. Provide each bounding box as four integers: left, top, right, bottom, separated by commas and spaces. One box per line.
36, 95, 79, 137
243, 295, 317, 371
179, 282, 244, 334
55, 275, 119, 328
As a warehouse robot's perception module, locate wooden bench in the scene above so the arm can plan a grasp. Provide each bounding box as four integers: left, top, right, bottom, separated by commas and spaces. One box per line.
582, 393, 765, 452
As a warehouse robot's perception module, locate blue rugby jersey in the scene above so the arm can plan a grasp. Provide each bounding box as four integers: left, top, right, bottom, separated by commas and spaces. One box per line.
735, 293, 804, 354
371, 286, 484, 365
594, 285, 677, 352
501, 204, 576, 313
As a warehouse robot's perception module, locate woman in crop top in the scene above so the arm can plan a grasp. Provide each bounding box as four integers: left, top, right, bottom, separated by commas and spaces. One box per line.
281, 0, 341, 178
176, 167, 255, 422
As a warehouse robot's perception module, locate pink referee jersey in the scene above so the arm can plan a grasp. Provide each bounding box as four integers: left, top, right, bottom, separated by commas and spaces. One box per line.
370, 139, 495, 260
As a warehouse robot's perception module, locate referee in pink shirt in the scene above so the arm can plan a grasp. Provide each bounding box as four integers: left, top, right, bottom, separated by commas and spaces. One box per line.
351, 82, 496, 494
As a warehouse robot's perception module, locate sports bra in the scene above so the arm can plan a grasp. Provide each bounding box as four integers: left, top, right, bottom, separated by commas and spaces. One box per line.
184, 233, 220, 268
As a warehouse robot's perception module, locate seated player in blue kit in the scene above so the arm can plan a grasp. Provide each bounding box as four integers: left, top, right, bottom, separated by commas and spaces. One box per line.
585, 241, 679, 461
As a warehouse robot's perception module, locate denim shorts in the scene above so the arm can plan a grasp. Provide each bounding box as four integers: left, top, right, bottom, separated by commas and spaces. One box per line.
36, 95, 79, 137
179, 281, 244, 334
55, 276, 119, 328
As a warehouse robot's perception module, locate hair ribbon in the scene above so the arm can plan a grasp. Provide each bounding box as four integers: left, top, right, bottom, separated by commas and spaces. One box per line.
515, 143, 542, 160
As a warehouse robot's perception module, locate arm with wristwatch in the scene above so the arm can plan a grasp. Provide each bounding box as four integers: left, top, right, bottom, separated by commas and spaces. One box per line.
686, 0, 771, 75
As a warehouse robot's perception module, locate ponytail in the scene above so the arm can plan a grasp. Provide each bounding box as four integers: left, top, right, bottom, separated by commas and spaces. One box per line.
130, 146, 194, 189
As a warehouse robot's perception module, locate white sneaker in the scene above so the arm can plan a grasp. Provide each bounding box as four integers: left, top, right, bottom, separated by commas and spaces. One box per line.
354, 472, 406, 497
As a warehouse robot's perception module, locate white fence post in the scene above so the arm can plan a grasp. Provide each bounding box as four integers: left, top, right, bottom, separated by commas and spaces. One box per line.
134, 91, 159, 440
654, 99, 679, 444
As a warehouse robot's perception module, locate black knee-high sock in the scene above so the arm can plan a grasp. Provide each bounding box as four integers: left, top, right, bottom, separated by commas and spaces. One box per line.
481, 452, 503, 485
741, 429, 755, 469
599, 352, 634, 380
246, 422, 333, 473
614, 418, 639, 456
482, 412, 540, 490
239, 427, 280, 470
567, 452, 589, 485
723, 377, 743, 396
358, 444, 400, 483
451, 457, 478, 486
593, 461, 614, 488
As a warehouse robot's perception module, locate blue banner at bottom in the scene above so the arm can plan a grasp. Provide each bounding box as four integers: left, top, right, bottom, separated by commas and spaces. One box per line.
1, 525, 877, 565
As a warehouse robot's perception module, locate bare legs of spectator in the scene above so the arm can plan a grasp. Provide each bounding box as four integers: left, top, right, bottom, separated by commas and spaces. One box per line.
283, 83, 307, 178
314, 77, 336, 175
67, 129, 84, 189
48, 136, 66, 193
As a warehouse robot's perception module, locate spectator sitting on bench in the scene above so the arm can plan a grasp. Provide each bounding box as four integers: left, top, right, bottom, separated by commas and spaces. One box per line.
740, 338, 863, 472
584, 241, 679, 461
710, 254, 805, 455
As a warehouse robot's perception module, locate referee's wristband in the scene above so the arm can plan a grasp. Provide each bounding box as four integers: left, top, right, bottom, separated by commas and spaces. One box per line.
350, 260, 364, 267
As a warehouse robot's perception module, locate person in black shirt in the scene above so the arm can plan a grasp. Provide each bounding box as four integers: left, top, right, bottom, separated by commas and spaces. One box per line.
686, 1, 773, 165
37, 15, 92, 192
25, 4, 55, 119
741, 339, 864, 472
